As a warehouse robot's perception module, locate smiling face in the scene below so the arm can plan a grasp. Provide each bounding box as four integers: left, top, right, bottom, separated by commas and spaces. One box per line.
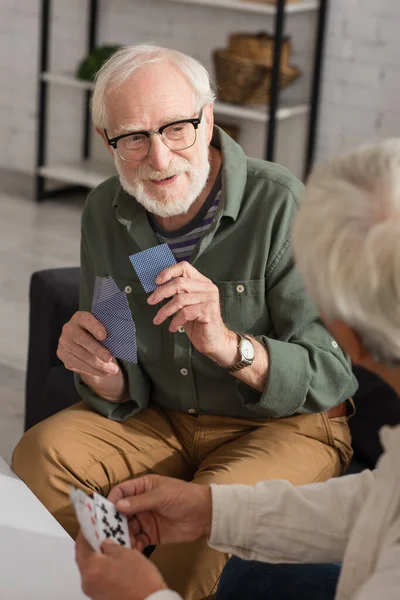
103, 60, 214, 218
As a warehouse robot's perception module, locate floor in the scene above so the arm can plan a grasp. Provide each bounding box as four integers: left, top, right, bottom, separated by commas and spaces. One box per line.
0, 171, 83, 463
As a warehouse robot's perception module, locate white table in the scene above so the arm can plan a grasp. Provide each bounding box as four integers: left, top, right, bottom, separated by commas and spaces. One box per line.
0, 457, 88, 599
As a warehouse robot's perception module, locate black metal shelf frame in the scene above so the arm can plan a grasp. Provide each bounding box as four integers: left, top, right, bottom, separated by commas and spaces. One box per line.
35, 0, 329, 201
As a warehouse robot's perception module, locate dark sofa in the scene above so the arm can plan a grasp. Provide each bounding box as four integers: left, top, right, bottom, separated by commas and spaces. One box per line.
25, 268, 400, 474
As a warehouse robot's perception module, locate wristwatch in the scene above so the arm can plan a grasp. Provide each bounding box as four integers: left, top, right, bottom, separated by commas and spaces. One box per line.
226, 332, 255, 373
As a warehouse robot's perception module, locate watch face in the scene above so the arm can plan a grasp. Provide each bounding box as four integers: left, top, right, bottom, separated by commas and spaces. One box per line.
241, 339, 255, 360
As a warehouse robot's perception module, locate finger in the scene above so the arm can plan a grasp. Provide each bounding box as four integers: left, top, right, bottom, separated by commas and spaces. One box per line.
62, 350, 118, 377
155, 261, 208, 286
153, 292, 212, 326
100, 539, 125, 556
135, 532, 152, 552
61, 324, 113, 364
129, 516, 142, 536
107, 480, 144, 504
107, 475, 164, 504
76, 311, 108, 342
128, 513, 155, 548
70, 366, 113, 378
107, 485, 125, 504
148, 278, 211, 306
75, 531, 94, 568
116, 489, 162, 517
169, 305, 210, 332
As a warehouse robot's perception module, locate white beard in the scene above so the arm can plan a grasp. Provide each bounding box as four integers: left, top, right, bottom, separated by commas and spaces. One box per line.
115, 136, 211, 219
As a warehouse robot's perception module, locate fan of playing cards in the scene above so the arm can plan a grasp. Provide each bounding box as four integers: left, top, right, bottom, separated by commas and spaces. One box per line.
91, 243, 177, 364
70, 486, 131, 552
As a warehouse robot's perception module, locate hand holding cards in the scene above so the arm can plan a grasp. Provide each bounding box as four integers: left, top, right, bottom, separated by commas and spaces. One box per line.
70, 486, 131, 552
90, 244, 177, 364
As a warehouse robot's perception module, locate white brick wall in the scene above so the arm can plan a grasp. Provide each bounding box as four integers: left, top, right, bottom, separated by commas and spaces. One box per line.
1, 0, 400, 178
317, 0, 400, 162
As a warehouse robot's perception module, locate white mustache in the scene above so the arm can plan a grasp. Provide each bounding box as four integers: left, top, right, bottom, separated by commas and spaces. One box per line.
136, 159, 191, 182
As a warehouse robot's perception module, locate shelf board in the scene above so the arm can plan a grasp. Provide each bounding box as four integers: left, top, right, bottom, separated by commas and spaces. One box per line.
166, 0, 319, 15
41, 72, 309, 123
214, 100, 309, 122
38, 161, 116, 188
41, 72, 95, 90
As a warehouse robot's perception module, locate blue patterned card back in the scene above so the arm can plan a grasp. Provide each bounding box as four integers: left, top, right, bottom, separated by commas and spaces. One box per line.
92, 276, 137, 363
129, 244, 177, 293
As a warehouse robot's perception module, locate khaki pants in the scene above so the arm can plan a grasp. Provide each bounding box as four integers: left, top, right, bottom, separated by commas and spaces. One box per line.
12, 402, 352, 600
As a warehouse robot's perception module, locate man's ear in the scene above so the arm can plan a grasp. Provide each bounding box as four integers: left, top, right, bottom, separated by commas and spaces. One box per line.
322, 318, 372, 365
96, 128, 115, 157
204, 104, 214, 144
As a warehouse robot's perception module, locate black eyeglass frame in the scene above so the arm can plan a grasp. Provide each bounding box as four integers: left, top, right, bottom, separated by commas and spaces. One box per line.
104, 108, 203, 153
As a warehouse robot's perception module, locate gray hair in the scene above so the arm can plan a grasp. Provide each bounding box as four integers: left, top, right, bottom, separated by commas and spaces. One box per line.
292, 139, 400, 365
91, 44, 216, 129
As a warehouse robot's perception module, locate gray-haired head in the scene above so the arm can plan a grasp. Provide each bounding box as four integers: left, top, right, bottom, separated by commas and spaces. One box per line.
292, 139, 400, 366
91, 44, 216, 130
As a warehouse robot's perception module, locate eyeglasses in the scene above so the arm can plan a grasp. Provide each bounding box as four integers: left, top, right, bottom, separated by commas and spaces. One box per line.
104, 108, 203, 163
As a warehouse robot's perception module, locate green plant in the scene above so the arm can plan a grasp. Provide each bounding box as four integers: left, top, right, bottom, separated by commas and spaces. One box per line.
76, 45, 122, 82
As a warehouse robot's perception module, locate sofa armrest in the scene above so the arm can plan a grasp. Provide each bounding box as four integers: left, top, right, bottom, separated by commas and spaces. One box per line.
349, 365, 400, 470
25, 268, 80, 431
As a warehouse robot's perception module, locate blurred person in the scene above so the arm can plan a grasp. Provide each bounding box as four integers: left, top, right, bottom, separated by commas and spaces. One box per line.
12, 45, 356, 599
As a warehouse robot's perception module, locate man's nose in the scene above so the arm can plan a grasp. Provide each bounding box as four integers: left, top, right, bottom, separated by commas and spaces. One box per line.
147, 134, 173, 172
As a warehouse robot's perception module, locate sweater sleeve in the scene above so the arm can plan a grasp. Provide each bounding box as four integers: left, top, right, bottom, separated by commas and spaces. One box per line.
209, 470, 375, 564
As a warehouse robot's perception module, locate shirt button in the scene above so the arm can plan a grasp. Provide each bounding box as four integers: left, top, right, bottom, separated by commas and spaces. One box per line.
180, 368, 188, 376
188, 409, 197, 414
332, 341, 338, 349
124, 286, 132, 294
178, 326, 185, 333
236, 284, 245, 293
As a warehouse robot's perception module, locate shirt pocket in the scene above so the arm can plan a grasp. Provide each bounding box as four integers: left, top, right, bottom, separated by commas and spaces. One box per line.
215, 279, 270, 336
113, 278, 163, 363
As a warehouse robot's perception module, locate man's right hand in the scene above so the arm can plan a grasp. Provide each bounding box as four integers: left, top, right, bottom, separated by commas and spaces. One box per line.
57, 311, 119, 377
108, 475, 213, 551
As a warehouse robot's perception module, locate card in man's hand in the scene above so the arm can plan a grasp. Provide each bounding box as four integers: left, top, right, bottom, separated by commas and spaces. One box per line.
70, 486, 131, 552
91, 275, 137, 363
129, 243, 177, 293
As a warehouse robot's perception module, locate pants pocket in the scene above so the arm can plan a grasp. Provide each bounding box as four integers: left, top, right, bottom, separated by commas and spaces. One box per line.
321, 413, 354, 473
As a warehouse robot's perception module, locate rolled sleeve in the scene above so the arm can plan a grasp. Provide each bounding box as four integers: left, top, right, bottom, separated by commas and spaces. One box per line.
209, 483, 256, 555
237, 238, 357, 417
261, 336, 311, 416
74, 368, 150, 421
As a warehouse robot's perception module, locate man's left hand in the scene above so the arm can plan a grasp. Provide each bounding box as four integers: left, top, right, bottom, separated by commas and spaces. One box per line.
75, 532, 168, 600
147, 261, 237, 363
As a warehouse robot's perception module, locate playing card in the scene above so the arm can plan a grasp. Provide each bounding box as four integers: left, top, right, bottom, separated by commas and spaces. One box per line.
93, 492, 131, 548
91, 276, 138, 363
92, 275, 123, 308
70, 487, 131, 551
93, 277, 132, 317
69, 487, 101, 552
129, 243, 177, 293
92, 309, 138, 363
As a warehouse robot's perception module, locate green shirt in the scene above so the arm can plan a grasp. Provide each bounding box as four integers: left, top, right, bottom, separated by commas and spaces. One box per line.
75, 127, 357, 421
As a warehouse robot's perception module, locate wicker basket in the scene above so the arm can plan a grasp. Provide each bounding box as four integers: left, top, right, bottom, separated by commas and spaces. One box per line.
228, 32, 292, 71
213, 49, 301, 106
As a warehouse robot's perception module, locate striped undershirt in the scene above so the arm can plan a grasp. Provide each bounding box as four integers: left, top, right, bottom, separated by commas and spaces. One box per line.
150, 168, 222, 263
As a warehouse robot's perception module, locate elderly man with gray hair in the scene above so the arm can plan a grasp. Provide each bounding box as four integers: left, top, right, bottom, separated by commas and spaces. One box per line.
74, 139, 400, 600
